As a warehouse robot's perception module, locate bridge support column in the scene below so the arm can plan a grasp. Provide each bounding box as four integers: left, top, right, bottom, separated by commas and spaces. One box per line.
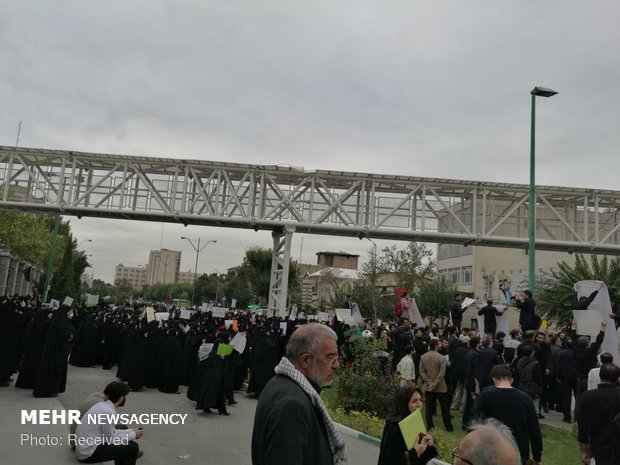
268, 226, 295, 317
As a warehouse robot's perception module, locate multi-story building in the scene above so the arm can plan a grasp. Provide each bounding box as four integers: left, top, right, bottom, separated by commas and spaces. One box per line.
177, 269, 196, 285
114, 264, 147, 289
299, 251, 360, 308
146, 249, 181, 286
436, 196, 581, 330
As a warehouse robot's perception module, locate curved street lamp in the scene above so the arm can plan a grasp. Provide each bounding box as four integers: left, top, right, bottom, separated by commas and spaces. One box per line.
181, 236, 217, 305
529, 86, 558, 295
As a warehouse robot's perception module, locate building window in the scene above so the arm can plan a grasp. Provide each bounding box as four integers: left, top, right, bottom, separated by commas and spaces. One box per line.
461, 266, 472, 284
438, 244, 449, 260
449, 268, 460, 285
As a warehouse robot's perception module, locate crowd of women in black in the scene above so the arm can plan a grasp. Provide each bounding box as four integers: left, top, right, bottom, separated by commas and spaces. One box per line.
0, 295, 315, 417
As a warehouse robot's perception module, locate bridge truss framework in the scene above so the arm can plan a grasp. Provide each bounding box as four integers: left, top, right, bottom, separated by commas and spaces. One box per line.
2, 146, 620, 312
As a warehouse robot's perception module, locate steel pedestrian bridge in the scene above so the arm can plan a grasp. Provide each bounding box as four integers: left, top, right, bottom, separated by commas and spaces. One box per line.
1, 145, 619, 310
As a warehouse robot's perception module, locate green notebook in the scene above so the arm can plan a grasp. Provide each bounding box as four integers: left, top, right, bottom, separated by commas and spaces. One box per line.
398, 409, 426, 450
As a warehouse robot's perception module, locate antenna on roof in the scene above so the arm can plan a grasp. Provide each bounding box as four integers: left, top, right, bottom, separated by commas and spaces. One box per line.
15, 121, 22, 146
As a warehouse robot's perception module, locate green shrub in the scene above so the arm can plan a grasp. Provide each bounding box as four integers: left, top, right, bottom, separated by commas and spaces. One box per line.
329, 406, 385, 439
336, 337, 398, 418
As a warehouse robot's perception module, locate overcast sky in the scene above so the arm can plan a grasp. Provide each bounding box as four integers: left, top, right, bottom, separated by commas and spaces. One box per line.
2, 1, 620, 283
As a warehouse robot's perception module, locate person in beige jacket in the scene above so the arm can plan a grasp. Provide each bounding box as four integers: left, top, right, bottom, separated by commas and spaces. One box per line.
420, 339, 453, 431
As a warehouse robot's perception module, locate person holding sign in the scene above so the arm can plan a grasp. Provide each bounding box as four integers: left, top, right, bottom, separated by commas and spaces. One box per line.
377, 385, 437, 465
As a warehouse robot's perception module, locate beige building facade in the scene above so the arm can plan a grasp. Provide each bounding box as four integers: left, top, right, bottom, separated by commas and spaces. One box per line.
177, 270, 195, 285
437, 244, 577, 330
146, 249, 181, 286
114, 264, 147, 289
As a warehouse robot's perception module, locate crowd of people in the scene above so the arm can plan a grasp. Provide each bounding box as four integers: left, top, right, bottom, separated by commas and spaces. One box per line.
1, 289, 619, 465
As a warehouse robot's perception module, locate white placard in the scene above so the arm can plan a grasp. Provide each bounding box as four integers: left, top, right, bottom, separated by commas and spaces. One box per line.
476, 304, 509, 335
86, 294, 99, 305
343, 316, 355, 326
462, 297, 476, 309
317, 311, 328, 322
211, 307, 227, 318
230, 332, 247, 354
407, 298, 425, 327
63, 296, 74, 306
50, 299, 60, 310
573, 310, 603, 339
224, 319, 234, 329
155, 312, 170, 321
351, 304, 364, 324
146, 307, 155, 322
335, 308, 352, 320
231, 299, 237, 309
180, 309, 195, 320
575, 280, 619, 365
279, 322, 288, 335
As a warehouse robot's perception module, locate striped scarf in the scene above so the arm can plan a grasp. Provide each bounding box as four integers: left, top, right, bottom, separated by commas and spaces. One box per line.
274, 357, 348, 465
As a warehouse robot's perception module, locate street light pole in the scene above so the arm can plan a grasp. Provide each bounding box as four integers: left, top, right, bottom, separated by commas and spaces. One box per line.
529, 86, 558, 296
215, 270, 221, 306
366, 237, 378, 323
181, 236, 217, 306
43, 214, 61, 302
77, 238, 92, 248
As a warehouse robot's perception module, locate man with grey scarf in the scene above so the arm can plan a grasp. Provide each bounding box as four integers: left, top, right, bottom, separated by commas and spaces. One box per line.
251, 323, 348, 465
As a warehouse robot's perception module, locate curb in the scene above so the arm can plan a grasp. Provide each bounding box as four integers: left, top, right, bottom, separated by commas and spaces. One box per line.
334, 422, 381, 447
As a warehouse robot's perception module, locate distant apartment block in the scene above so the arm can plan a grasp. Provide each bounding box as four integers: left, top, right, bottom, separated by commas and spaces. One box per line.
114, 264, 147, 289
146, 249, 181, 285
177, 270, 196, 285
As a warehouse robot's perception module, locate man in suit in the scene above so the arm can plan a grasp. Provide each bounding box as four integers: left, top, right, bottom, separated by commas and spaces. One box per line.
420, 339, 453, 431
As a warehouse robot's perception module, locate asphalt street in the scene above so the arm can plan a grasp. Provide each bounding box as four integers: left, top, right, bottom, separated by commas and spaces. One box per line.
0, 364, 380, 465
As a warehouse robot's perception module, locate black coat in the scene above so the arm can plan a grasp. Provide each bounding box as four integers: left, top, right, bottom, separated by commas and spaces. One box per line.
378, 419, 438, 465
158, 332, 182, 393
69, 317, 99, 367
126, 331, 150, 391
577, 383, 620, 465
15, 310, 52, 389
251, 375, 334, 465
247, 331, 281, 396
196, 348, 228, 411
33, 307, 74, 397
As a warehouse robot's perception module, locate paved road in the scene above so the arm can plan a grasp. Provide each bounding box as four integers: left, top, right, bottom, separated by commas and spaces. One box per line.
0, 365, 380, 465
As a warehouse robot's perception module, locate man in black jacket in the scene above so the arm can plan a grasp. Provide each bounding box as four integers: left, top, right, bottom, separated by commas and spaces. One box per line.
478, 299, 505, 336
571, 319, 606, 408
450, 294, 465, 330
476, 364, 543, 465
251, 323, 347, 465
462, 336, 481, 430
577, 363, 620, 465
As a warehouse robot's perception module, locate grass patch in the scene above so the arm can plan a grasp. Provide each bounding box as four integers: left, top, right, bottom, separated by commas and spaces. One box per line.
322, 379, 580, 463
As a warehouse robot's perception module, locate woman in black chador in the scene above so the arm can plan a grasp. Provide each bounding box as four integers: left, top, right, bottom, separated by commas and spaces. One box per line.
33, 304, 74, 397
246, 326, 281, 398
126, 327, 150, 391
196, 340, 230, 415
158, 328, 182, 393
69, 313, 99, 367
15, 308, 53, 389
181, 329, 202, 386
